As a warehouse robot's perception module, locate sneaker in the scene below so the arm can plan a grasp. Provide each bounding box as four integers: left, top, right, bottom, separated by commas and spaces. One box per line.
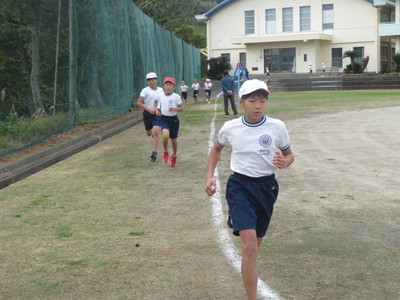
162, 152, 169, 163
169, 156, 177, 167
227, 214, 233, 228
150, 151, 157, 162
224, 115, 229, 118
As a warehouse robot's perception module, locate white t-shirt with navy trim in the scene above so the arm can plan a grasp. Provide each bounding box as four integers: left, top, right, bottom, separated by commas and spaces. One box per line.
155, 92, 182, 116
140, 86, 163, 109
218, 115, 290, 177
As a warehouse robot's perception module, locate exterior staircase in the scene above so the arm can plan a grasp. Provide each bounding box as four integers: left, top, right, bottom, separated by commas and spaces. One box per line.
248, 72, 400, 92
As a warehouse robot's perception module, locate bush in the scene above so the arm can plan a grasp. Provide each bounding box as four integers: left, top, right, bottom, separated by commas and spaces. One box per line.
392, 53, 400, 72
343, 63, 362, 74
206, 56, 231, 80
0, 112, 71, 153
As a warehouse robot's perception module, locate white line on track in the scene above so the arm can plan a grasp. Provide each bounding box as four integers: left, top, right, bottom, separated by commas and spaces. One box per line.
207, 93, 283, 300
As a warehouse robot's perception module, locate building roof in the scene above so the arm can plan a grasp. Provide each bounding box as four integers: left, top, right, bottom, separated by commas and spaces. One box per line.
196, 0, 375, 20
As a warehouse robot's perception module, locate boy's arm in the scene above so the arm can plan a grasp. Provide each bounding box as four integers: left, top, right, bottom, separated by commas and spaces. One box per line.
137, 97, 155, 114
153, 100, 160, 115
170, 105, 184, 112
273, 147, 294, 169
205, 142, 224, 196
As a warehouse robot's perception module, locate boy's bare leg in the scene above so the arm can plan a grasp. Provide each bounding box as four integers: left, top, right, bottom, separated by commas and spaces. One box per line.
152, 126, 160, 152
240, 229, 260, 300
171, 138, 178, 156
162, 129, 170, 152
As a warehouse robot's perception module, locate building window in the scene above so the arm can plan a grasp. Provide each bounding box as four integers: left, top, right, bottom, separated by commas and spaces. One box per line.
265, 9, 276, 34
332, 48, 342, 68
300, 6, 311, 31
381, 46, 388, 58
221, 53, 231, 64
240, 52, 247, 69
245, 10, 255, 34
380, 9, 393, 23
304, 54, 307, 62
353, 47, 364, 64
323, 4, 334, 29
282, 7, 293, 32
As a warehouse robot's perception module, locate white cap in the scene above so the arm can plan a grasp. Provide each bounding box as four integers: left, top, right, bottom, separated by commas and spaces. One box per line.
206, 78, 211, 82
239, 79, 270, 99
146, 72, 157, 80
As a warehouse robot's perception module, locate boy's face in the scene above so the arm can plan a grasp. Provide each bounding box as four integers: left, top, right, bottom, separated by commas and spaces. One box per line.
181, 80, 185, 85
240, 95, 268, 123
147, 78, 158, 89
163, 82, 174, 93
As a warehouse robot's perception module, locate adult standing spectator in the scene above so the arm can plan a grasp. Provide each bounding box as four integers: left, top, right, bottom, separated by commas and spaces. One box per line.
221, 71, 238, 118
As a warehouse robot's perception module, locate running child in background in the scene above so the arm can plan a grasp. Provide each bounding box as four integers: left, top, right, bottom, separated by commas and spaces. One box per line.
180, 80, 189, 104
205, 79, 294, 300
192, 79, 199, 104
154, 77, 185, 167
204, 78, 212, 103
136, 72, 163, 161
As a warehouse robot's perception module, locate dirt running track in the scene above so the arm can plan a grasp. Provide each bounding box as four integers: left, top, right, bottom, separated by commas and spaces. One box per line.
264, 106, 400, 299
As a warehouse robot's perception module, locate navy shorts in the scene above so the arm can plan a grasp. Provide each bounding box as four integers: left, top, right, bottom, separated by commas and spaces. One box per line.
160, 115, 180, 139
181, 92, 187, 100
226, 172, 279, 237
205, 89, 211, 96
143, 110, 161, 131
193, 90, 199, 97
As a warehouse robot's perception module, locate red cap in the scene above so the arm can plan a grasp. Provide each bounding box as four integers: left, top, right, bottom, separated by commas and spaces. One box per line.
163, 77, 175, 85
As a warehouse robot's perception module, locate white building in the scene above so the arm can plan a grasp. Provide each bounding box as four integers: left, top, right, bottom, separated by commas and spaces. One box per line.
196, 0, 400, 74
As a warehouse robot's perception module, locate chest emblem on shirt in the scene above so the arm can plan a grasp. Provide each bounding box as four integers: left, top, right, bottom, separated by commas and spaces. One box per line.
259, 134, 272, 148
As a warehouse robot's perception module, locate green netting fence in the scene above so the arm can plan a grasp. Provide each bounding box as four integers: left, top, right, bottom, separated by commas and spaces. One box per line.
0, 0, 200, 156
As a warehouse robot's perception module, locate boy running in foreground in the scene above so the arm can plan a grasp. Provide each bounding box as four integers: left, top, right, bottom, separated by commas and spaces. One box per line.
205, 79, 294, 300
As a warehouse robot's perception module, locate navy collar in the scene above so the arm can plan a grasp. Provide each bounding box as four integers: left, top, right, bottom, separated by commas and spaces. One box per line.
242, 115, 266, 127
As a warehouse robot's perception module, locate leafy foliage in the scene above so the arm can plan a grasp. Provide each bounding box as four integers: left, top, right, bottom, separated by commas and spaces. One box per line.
131, 0, 216, 48
343, 50, 362, 73
206, 56, 231, 79
392, 53, 400, 72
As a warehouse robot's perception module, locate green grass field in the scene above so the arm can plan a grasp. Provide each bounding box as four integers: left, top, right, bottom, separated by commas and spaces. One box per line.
1, 90, 399, 299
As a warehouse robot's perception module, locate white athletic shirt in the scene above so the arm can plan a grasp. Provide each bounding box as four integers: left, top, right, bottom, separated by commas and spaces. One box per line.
180, 85, 189, 92
139, 86, 163, 109
155, 92, 182, 116
218, 115, 290, 177
192, 83, 199, 90
204, 82, 212, 90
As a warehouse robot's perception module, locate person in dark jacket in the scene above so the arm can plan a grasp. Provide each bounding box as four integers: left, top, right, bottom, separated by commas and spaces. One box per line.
220, 71, 238, 118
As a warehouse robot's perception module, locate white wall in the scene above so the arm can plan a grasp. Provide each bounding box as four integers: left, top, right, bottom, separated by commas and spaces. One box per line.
206, 0, 380, 74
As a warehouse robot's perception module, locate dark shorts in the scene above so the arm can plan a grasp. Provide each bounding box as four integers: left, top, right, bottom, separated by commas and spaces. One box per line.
226, 172, 279, 237
181, 92, 187, 100
205, 89, 211, 96
193, 90, 199, 97
143, 110, 161, 131
160, 115, 180, 139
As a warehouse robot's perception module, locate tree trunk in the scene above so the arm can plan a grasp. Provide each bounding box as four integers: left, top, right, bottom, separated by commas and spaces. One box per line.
17, 43, 36, 117
53, 0, 62, 115
31, 0, 46, 117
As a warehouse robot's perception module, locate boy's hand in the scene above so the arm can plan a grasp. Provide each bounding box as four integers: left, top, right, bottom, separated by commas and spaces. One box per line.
273, 150, 285, 169
205, 178, 217, 196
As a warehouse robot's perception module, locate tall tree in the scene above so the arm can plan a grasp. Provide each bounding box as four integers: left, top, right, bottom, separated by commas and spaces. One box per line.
31, 0, 46, 116
132, 0, 209, 48
0, 0, 47, 118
